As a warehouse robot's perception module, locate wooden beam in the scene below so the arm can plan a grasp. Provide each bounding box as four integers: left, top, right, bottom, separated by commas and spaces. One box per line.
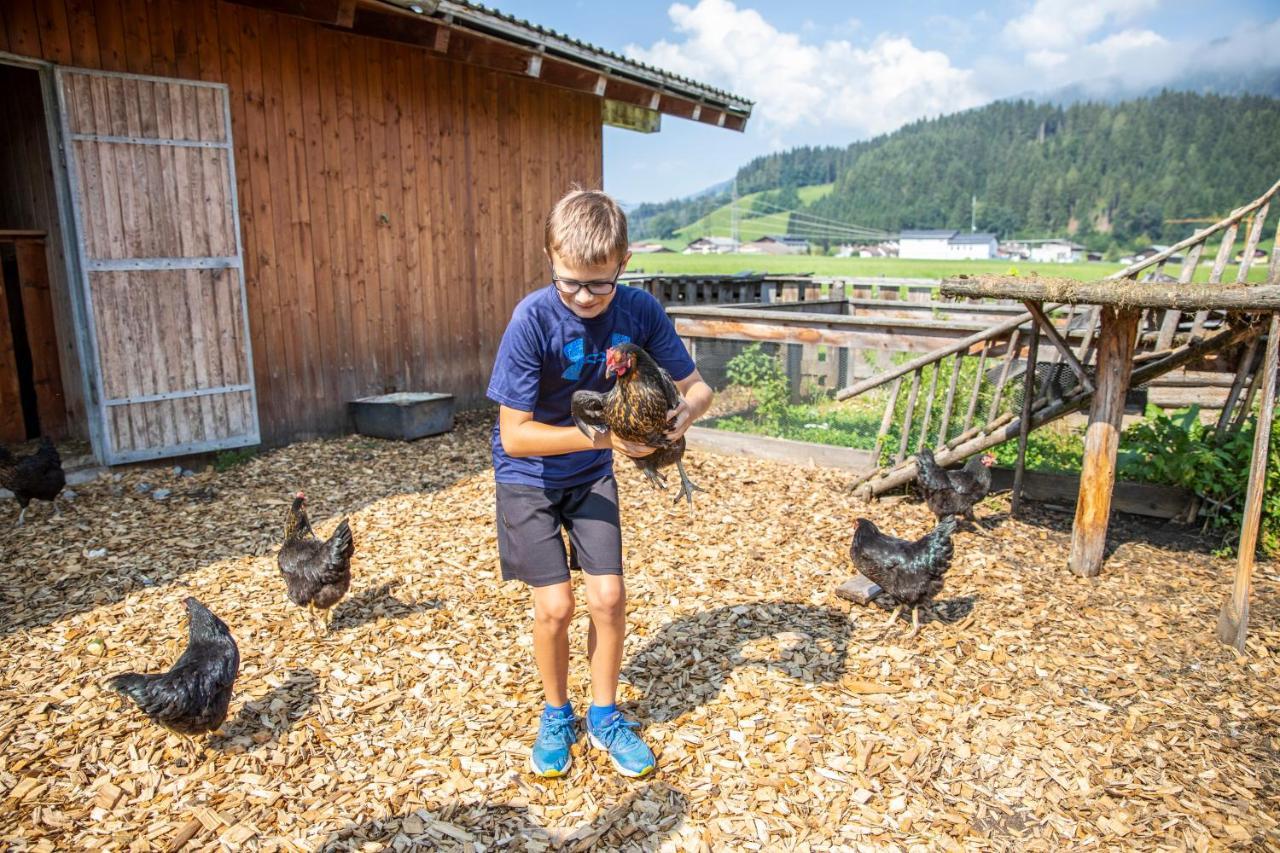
1012, 319, 1040, 515
433, 24, 450, 52
525, 48, 543, 78
593, 74, 607, 96
1068, 307, 1140, 577
335, 0, 356, 27
348, 5, 445, 50
944, 276, 1280, 312
1024, 300, 1094, 394
1217, 313, 1280, 652
225, 0, 346, 24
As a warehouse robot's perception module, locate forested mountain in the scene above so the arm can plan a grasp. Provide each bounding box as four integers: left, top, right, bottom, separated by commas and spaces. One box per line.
630, 92, 1280, 251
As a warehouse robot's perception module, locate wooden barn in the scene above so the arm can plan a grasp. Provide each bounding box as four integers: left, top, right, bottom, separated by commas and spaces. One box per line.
0, 0, 751, 463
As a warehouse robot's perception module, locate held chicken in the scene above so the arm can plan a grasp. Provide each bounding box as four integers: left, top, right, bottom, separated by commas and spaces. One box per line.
107, 597, 240, 760
278, 492, 354, 635
571, 342, 704, 506
915, 447, 995, 524
0, 437, 66, 526
850, 516, 956, 638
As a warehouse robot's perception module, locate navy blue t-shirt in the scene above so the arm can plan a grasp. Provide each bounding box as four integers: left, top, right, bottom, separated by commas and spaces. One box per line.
487, 284, 697, 488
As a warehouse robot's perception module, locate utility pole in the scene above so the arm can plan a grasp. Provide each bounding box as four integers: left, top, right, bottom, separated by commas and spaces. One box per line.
971, 194, 977, 232
731, 177, 739, 250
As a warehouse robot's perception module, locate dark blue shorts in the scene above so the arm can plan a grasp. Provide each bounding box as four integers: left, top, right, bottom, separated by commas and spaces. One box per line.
495, 475, 623, 587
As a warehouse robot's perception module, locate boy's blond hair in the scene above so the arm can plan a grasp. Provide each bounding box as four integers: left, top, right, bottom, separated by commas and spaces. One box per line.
545, 187, 629, 268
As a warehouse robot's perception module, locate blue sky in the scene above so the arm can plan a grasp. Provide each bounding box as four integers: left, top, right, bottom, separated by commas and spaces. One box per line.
493, 1, 1280, 205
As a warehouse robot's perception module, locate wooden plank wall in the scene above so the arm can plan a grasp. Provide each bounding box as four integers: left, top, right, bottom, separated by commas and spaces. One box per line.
0, 63, 83, 439
1, 0, 602, 445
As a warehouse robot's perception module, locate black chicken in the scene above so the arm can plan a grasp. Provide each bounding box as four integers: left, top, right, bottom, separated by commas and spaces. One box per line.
278, 492, 354, 634
107, 597, 240, 758
850, 516, 956, 637
571, 343, 704, 506
915, 447, 995, 524
0, 437, 66, 526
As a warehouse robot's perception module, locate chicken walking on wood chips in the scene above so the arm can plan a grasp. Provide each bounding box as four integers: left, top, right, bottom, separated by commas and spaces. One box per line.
571, 342, 705, 507
0, 437, 67, 526
915, 447, 995, 526
850, 516, 957, 638
278, 492, 354, 635
106, 597, 239, 761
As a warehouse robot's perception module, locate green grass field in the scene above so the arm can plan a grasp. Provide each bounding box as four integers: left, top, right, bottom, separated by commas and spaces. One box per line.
627, 253, 1271, 282
667, 183, 836, 246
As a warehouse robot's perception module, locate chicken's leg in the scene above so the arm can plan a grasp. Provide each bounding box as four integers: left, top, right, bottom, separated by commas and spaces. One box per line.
16, 506, 27, 527
672, 458, 706, 508
879, 603, 904, 636
905, 607, 922, 640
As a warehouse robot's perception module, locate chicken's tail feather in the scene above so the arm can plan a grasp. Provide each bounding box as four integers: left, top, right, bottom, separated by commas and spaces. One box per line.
327, 518, 354, 564
914, 447, 951, 494
107, 672, 149, 703
922, 515, 958, 575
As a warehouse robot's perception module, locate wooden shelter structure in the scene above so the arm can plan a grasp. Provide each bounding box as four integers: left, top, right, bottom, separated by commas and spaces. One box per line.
941, 276, 1279, 650
0, 0, 751, 462
827, 176, 1280, 651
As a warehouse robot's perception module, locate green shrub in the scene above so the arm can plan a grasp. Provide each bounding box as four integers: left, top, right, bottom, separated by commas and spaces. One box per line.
212, 447, 257, 472
725, 344, 790, 423
1119, 405, 1277, 556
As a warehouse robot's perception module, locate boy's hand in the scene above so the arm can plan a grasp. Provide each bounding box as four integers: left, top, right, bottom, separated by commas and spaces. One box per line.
592, 428, 656, 457
665, 398, 693, 442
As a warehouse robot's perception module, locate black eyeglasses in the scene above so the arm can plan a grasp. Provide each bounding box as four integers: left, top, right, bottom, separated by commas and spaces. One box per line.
551, 263, 624, 296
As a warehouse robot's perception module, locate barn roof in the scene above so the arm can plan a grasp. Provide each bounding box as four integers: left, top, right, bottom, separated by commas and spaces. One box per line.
248, 0, 753, 132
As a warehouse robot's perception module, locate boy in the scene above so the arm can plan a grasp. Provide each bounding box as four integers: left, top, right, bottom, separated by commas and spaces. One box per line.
487, 189, 713, 778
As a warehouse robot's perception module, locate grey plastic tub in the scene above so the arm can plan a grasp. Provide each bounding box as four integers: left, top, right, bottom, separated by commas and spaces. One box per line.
349, 392, 455, 440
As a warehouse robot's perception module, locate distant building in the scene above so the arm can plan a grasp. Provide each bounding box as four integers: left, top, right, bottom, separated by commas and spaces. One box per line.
741, 235, 809, 255
899, 229, 997, 260
1028, 240, 1085, 264
629, 241, 673, 254
683, 236, 739, 254
1134, 245, 1185, 264
1235, 247, 1268, 263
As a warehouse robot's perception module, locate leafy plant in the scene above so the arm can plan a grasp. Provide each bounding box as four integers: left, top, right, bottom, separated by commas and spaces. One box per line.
1119, 406, 1277, 556
212, 447, 257, 473
725, 344, 791, 423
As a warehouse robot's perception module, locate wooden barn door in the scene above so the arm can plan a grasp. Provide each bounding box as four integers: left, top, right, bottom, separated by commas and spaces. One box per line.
53, 68, 259, 464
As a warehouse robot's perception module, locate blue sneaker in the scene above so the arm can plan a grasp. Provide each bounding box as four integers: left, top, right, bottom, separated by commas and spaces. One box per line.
529, 709, 578, 778
586, 711, 656, 778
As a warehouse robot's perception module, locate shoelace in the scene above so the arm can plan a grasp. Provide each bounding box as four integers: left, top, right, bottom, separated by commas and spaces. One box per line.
538, 714, 577, 747
593, 713, 643, 750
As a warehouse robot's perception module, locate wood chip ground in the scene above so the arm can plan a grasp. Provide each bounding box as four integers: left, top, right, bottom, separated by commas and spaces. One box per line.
1, 410, 1278, 851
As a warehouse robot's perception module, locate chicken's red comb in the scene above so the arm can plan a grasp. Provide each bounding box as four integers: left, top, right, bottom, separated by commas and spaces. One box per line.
295, 490, 306, 499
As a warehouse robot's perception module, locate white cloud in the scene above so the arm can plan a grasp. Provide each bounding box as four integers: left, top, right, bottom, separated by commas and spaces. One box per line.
1003, 0, 1160, 51
626, 0, 985, 138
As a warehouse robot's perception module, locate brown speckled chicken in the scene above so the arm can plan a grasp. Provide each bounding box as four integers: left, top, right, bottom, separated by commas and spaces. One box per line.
571, 343, 704, 506
277, 492, 354, 635
0, 437, 66, 526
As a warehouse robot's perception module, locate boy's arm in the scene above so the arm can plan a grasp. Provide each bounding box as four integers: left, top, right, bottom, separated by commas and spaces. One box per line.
665, 369, 714, 442
499, 406, 656, 458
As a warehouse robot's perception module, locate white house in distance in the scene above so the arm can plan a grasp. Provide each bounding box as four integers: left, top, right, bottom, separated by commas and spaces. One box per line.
683, 236, 739, 254
899, 230, 998, 260
741, 234, 809, 255
1028, 239, 1085, 263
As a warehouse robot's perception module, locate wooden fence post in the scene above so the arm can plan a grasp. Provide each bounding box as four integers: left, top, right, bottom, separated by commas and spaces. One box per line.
1068, 306, 1140, 577
1011, 320, 1040, 516
1217, 313, 1280, 652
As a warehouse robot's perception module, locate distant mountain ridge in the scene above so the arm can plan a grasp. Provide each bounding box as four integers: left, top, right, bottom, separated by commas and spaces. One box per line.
630, 90, 1280, 253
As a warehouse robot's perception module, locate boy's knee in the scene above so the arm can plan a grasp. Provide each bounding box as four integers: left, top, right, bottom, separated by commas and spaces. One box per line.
534, 594, 575, 629
586, 578, 626, 619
